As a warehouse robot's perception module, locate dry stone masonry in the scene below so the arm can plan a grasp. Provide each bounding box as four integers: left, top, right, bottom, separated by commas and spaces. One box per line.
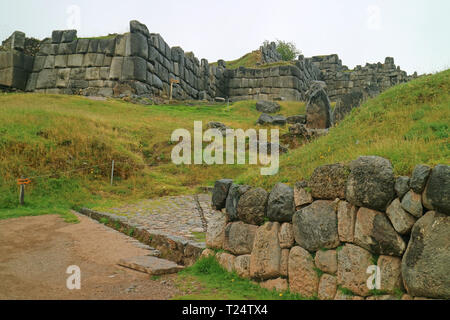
0, 20, 415, 103
207, 158, 449, 300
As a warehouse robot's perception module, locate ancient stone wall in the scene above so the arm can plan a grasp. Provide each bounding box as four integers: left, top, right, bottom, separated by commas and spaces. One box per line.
259, 41, 282, 64
19, 21, 228, 100
0, 21, 415, 103
0, 31, 34, 90
207, 158, 449, 300
226, 57, 321, 101
311, 54, 417, 101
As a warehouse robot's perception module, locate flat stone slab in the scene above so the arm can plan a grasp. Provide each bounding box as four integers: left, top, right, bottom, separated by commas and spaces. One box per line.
118, 256, 184, 275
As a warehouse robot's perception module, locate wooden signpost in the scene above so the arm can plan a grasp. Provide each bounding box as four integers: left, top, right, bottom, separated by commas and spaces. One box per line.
17, 178, 31, 205
169, 78, 180, 101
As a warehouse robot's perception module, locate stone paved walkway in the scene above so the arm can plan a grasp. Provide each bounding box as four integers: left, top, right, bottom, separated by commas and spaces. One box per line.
100, 194, 215, 243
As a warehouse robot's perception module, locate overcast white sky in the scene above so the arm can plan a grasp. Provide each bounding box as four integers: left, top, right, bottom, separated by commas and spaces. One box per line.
1, 0, 449, 74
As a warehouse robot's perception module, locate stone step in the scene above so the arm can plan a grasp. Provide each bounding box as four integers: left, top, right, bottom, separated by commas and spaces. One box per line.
118, 256, 184, 275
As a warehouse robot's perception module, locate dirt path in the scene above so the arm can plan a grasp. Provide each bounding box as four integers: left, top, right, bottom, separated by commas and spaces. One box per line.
0, 214, 181, 300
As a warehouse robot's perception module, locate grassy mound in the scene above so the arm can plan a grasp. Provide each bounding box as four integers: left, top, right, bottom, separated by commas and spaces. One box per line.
0, 94, 304, 218
237, 69, 450, 188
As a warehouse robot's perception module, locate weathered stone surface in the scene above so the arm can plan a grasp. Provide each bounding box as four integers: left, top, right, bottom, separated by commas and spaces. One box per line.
346, 156, 395, 211
337, 201, 357, 243
280, 249, 289, 277
126, 32, 148, 60
309, 163, 349, 200
234, 254, 251, 278
378, 255, 403, 293
294, 184, 313, 208
401, 294, 413, 300
130, 20, 150, 37
206, 212, 227, 250
402, 211, 450, 299
315, 250, 337, 274
287, 115, 306, 124
224, 222, 257, 255
410, 164, 431, 193
256, 100, 281, 113
401, 190, 423, 218
306, 87, 332, 129
236, 188, 268, 225
288, 246, 319, 297
216, 252, 235, 272
337, 244, 373, 297
278, 223, 294, 249
395, 176, 410, 199
271, 115, 287, 125
354, 207, 405, 256
258, 113, 273, 125
386, 198, 416, 234
200, 248, 215, 258
422, 165, 450, 215
318, 274, 337, 300
332, 89, 363, 123
260, 278, 288, 292
61, 30, 77, 43
292, 200, 340, 251
36, 69, 56, 89
225, 184, 251, 221
267, 183, 294, 222
117, 256, 184, 275
250, 222, 281, 280
212, 179, 233, 210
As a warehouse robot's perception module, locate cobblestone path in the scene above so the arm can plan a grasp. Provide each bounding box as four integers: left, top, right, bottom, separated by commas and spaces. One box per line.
100, 194, 215, 243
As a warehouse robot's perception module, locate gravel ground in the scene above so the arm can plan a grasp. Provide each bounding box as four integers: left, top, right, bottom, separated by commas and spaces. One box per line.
0, 214, 182, 300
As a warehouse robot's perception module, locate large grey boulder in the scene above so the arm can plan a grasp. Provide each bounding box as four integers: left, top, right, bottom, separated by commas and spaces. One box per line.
250, 222, 281, 280
288, 246, 319, 297
292, 200, 340, 251
212, 179, 233, 210
410, 164, 431, 193
256, 100, 281, 114
236, 187, 268, 225
225, 184, 251, 221
394, 176, 410, 199
271, 115, 287, 126
386, 198, 416, 234
422, 165, 450, 215
354, 207, 406, 256
309, 163, 350, 200
401, 190, 423, 218
306, 85, 332, 129
346, 156, 395, 211
258, 113, 273, 125
287, 115, 306, 124
130, 20, 150, 37
267, 183, 295, 222
402, 211, 450, 299
337, 244, 373, 297
223, 222, 258, 255
206, 212, 227, 249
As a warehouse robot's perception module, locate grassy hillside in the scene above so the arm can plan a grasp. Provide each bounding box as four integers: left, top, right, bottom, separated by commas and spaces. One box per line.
0, 70, 448, 220
237, 69, 450, 188
0, 94, 304, 219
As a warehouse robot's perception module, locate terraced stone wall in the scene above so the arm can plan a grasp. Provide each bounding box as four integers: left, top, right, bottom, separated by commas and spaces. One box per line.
207, 157, 449, 300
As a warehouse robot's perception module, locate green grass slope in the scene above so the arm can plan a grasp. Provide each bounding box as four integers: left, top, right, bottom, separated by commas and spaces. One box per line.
0, 93, 304, 219
237, 69, 449, 189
